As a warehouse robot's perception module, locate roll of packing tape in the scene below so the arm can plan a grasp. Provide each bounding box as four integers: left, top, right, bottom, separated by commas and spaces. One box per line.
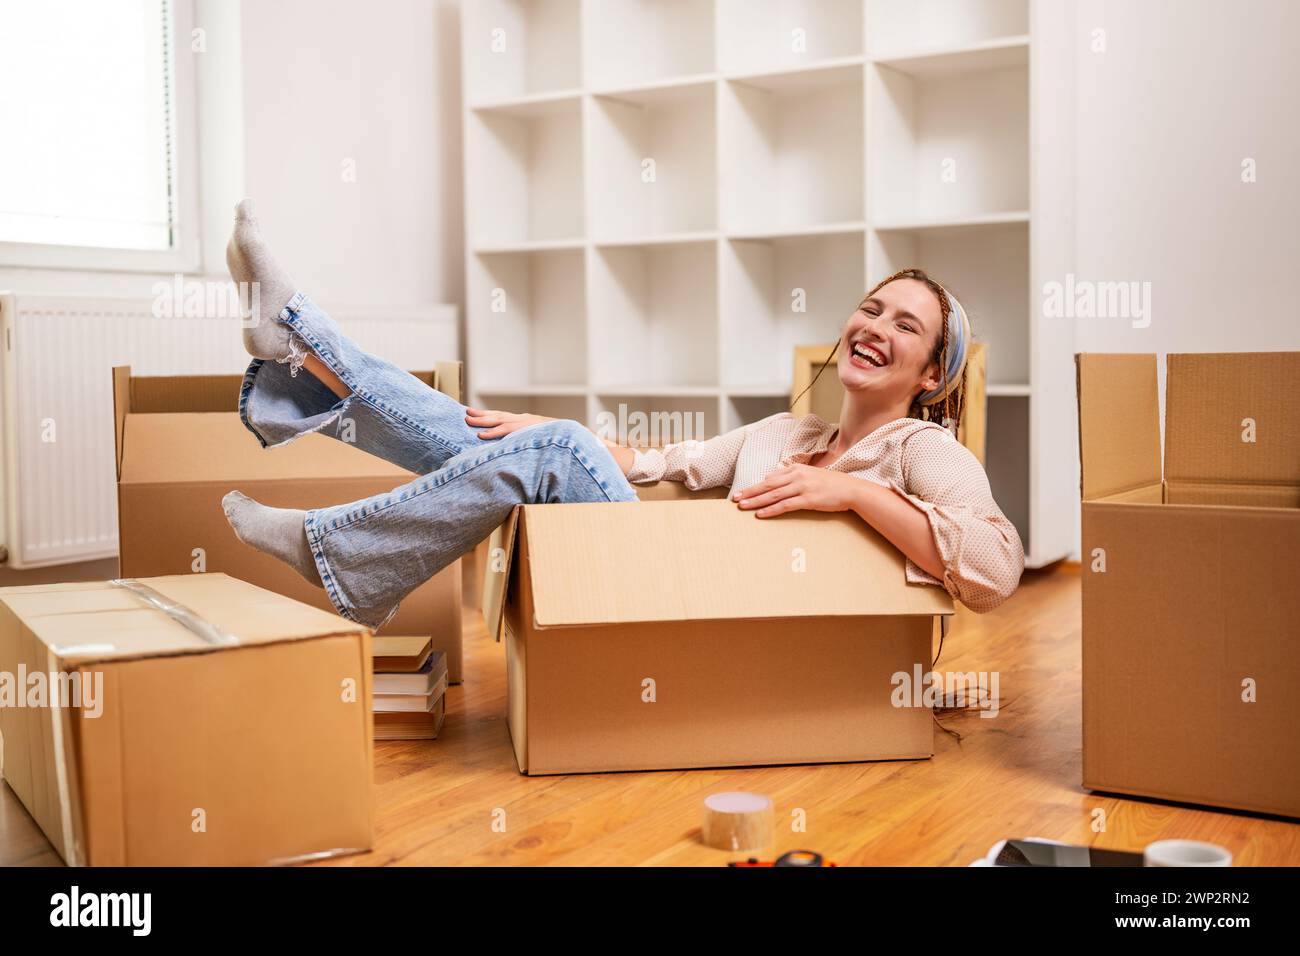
1143, 840, 1232, 867
701, 791, 774, 851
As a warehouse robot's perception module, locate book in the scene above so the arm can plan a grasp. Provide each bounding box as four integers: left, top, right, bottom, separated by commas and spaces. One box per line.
371, 643, 448, 741
372, 635, 432, 673
375, 669, 448, 713
375, 695, 446, 741
374, 651, 443, 696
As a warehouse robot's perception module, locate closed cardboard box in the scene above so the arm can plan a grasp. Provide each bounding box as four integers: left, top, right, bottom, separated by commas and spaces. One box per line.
112, 365, 464, 682
0, 573, 374, 865
482, 494, 954, 775
1076, 351, 1300, 818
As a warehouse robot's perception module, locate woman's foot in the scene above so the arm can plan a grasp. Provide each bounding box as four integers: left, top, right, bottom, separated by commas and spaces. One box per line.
226, 199, 301, 362
221, 491, 322, 588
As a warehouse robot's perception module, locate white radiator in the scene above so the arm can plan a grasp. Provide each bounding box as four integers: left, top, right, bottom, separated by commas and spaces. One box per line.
0, 290, 458, 568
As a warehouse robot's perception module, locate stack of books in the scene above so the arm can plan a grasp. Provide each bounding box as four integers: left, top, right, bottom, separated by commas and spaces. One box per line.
372, 636, 448, 740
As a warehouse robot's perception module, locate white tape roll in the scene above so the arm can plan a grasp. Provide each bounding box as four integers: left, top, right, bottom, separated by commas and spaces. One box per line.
701, 791, 774, 852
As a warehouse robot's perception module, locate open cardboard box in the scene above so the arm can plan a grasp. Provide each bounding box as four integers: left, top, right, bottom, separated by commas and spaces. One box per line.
482, 481, 954, 775
0, 573, 373, 866
1076, 351, 1300, 818
112, 365, 465, 682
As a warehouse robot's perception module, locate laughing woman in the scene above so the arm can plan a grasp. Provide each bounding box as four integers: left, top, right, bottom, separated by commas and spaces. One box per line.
222, 201, 1024, 628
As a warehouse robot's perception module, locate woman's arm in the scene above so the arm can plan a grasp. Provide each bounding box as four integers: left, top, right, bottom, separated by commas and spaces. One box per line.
463, 407, 676, 478
465, 407, 789, 488
618, 425, 756, 488
732, 466, 945, 578
891, 428, 1025, 611
595, 435, 637, 474
849, 481, 947, 579
465, 407, 639, 472
733, 429, 1024, 612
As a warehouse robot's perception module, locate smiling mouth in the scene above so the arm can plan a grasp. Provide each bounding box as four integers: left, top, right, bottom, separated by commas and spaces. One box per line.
849, 341, 888, 369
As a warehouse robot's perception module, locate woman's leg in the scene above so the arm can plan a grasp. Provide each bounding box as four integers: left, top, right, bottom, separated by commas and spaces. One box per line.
228, 200, 480, 476
238, 292, 484, 476
303, 354, 349, 400
223, 419, 639, 629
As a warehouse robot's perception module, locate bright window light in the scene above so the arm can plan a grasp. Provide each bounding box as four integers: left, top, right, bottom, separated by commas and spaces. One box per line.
0, 0, 175, 251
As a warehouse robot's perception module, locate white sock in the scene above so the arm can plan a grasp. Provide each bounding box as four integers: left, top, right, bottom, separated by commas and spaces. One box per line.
221, 491, 322, 588
226, 199, 301, 362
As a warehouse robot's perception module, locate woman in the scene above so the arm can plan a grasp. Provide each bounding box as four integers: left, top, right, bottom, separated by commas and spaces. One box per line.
223, 201, 1024, 628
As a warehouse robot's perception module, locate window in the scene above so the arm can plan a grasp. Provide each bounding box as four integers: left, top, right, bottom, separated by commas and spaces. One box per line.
0, 0, 198, 270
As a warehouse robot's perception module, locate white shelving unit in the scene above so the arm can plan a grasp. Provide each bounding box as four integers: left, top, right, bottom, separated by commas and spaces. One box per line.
461, 0, 1076, 567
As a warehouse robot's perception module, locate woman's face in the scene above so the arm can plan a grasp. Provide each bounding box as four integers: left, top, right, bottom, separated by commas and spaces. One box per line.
836, 278, 943, 407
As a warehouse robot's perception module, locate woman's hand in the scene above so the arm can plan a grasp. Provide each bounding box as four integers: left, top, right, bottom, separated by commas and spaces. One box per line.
735, 464, 949, 583
731, 464, 864, 517
464, 407, 556, 440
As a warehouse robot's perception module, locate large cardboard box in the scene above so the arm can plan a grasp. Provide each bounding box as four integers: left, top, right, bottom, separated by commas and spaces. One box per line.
113, 365, 465, 682
1076, 352, 1300, 818
0, 573, 374, 865
482, 493, 954, 775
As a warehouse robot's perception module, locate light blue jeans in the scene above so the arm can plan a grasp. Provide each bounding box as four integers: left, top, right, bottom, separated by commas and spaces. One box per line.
239, 291, 639, 628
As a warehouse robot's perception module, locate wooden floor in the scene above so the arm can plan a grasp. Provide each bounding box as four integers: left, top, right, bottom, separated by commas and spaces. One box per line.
3, 562, 1298, 866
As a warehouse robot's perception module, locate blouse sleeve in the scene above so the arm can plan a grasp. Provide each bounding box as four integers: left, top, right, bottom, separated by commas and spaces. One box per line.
624, 412, 792, 490
893, 425, 1025, 613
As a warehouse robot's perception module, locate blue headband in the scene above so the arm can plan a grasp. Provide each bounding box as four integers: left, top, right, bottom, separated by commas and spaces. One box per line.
916, 290, 970, 407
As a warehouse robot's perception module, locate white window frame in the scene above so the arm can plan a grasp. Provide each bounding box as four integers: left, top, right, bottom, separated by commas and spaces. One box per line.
0, 0, 201, 274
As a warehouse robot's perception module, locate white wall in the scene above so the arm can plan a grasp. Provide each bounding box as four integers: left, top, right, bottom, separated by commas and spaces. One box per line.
236, 0, 463, 310
0, 0, 465, 324
1034, 0, 1300, 562
1070, 0, 1300, 358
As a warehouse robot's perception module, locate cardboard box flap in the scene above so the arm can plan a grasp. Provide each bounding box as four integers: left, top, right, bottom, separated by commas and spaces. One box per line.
1165, 351, 1300, 486
433, 361, 463, 403
0, 573, 367, 666
112, 366, 130, 479
632, 480, 730, 502
482, 509, 522, 641
113, 367, 458, 415
1075, 353, 1163, 501
111, 365, 460, 484
125, 372, 247, 413
519, 500, 953, 627
120, 413, 410, 484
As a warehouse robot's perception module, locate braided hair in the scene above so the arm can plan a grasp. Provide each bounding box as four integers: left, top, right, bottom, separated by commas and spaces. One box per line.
791, 268, 968, 437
